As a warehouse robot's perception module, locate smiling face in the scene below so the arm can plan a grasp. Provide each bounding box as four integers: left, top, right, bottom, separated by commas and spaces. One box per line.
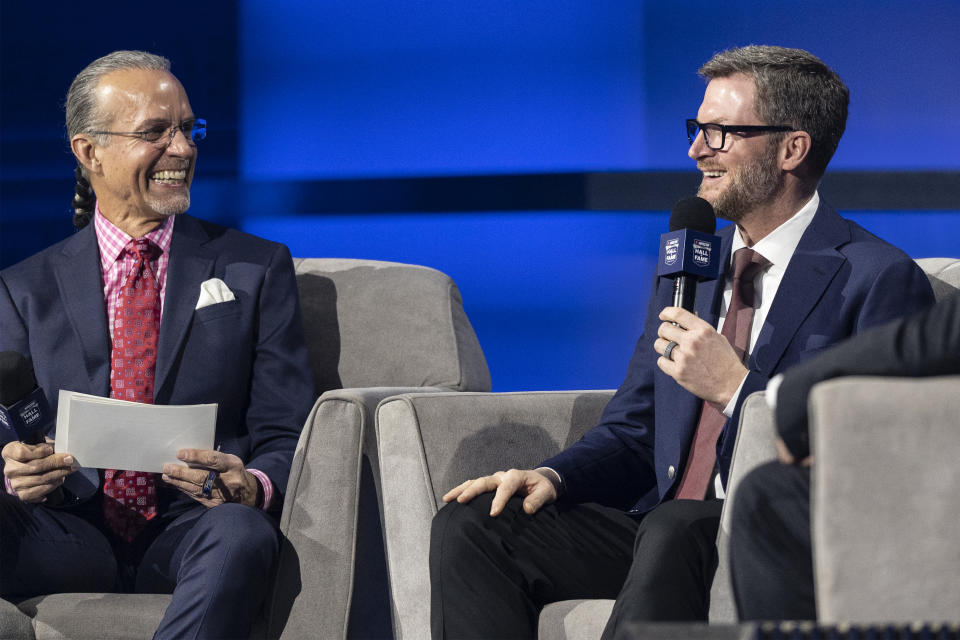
84, 68, 197, 231
688, 73, 784, 223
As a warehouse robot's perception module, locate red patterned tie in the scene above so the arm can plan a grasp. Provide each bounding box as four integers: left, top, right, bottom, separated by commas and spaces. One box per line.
674, 247, 770, 500
103, 239, 160, 541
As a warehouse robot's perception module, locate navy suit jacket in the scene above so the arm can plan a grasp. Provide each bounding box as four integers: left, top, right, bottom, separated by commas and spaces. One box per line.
541, 201, 935, 514
0, 214, 315, 513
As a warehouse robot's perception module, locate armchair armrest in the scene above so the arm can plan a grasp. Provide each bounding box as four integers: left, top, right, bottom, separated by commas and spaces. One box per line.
265, 385, 450, 640
811, 375, 960, 624
710, 390, 779, 623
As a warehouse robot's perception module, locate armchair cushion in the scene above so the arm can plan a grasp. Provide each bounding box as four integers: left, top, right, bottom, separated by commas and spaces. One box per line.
538, 600, 614, 640
18, 594, 169, 640
0, 597, 33, 640
538, 601, 752, 640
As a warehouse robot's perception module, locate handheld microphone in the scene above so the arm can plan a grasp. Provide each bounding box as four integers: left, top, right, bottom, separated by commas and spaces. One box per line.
0, 351, 98, 502
0, 351, 52, 445
657, 197, 721, 312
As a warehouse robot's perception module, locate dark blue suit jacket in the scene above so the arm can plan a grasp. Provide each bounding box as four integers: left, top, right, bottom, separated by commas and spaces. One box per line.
0, 214, 315, 513
542, 201, 935, 514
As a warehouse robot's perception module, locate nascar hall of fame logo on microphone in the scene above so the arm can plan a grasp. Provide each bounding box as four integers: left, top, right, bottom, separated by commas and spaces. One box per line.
664, 238, 680, 266
692, 239, 713, 267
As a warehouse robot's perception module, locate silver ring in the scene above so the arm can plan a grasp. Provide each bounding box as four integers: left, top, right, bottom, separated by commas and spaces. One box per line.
664, 340, 679, 361
201, 471, 216, 498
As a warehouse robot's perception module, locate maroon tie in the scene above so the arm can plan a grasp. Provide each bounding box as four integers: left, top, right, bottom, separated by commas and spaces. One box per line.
674, 247, 770, 500
103, 239, 160, 542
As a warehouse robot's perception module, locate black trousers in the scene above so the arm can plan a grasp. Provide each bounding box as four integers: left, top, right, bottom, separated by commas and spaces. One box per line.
602, 498, 722, 638
430, 493, 723, 640
729, 460, 816, 621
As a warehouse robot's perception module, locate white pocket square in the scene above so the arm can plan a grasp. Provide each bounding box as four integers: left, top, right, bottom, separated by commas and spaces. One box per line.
195, 278, 236, 310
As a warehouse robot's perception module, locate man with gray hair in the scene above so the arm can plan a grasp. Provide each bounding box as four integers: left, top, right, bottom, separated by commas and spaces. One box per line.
429, 45, 935, 639
0, 51, 314, 638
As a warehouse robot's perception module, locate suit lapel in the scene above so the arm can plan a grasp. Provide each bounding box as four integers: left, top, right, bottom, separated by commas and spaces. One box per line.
154, 215, 215, 397
54, 225, 111, 395
749, 202, 850, 375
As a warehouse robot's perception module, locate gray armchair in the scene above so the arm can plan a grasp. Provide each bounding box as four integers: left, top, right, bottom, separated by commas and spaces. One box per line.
373, 389, 766, 640
4, 258, 489, 639
375, 257, 960, 640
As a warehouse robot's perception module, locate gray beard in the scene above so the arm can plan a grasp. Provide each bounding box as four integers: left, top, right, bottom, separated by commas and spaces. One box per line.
702, 148, 782, 223
147, 192, 190, 217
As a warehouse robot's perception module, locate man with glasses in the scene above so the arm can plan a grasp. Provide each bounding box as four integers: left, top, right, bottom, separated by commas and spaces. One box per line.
430, 46, 935, 639
0, 51, 314, 639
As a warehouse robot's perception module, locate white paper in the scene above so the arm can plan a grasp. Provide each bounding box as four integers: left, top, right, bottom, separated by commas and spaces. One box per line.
55, 391, 216, 473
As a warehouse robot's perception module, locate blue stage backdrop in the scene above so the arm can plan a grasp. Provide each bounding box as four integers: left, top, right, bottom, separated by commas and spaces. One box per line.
241, 0, 960, 176
241, 210, 960, 392
2, 0, 958, 392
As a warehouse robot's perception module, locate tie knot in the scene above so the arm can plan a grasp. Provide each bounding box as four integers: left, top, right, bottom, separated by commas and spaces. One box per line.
126, 239, 159, 262
731, 247, 770, 281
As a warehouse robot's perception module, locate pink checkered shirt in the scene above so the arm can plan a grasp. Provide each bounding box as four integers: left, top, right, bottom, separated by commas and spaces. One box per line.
95, 205, 173, 325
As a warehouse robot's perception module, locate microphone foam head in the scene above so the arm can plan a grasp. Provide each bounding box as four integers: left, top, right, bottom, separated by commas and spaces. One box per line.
669, 197, 716, 234
0, 351, 37, 406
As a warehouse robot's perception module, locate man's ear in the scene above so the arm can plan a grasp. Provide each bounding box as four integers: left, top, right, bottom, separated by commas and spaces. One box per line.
780, 130, 812, 172
71, 135, 102, 175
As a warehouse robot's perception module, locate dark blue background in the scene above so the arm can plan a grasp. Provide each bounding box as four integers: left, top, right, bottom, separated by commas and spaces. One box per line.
2, 1, 958, 391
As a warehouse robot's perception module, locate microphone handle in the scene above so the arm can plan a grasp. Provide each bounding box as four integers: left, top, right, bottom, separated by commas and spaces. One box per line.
21, 429, 45, 446
672, 275, 697, 312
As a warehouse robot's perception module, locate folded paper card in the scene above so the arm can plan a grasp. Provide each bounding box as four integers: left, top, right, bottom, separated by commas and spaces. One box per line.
195, 277, 236, 310
55, 391, 217, 472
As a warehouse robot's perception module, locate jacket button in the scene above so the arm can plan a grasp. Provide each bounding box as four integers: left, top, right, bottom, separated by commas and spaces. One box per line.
668, 465, 676, 479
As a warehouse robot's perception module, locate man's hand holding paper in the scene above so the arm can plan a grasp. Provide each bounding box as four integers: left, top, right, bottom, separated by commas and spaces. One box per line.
162, 447, 261, 507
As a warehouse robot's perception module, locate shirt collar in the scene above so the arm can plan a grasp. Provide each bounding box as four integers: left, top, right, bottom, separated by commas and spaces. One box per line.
730, 191, 819, 270
94, 202, 175, 269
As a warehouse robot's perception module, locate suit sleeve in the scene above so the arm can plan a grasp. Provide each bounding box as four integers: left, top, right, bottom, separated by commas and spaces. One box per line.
242, 244, 315, 503
777, 268, 948, 460
0, 274, 29, 462
0, 274, 29, 358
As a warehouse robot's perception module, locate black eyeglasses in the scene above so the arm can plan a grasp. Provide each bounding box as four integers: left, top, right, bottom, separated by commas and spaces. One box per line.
686, 119, 793, 151
88, 118, 207, 147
